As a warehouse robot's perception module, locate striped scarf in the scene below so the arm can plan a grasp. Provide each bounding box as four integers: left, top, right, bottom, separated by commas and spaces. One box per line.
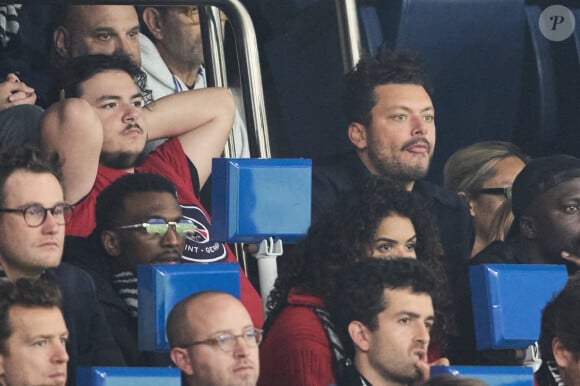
112, 270, 139, 318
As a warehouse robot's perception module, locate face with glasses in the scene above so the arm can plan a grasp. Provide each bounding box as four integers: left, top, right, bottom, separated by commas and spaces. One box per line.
0, 171, 66, 280
101, 191, 189, 273
170, 293, 260, 386
468, 156, 525, 249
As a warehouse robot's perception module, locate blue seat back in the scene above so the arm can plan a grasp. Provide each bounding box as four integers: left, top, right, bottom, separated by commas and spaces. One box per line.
211, 158, 311, 243
469, 264, 567, 350
431, 365, 533, 386
77, 367, 181, 386
138, 263, 240, 351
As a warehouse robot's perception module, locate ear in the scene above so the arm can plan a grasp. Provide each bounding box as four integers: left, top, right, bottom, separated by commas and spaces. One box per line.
552, 337, 572, 369
53, 26, 71, 59
348, 321, 370, 352
519, 216, 537, 239
170, 347, 194, 376
101, 230, 121, 257
0, 353, 5, 376
348, 122, 368, 150
142, 8, 164, 41
457, 192, 475, 217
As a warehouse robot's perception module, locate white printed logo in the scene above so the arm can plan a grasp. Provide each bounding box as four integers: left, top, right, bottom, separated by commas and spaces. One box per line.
539, 5, 575, 42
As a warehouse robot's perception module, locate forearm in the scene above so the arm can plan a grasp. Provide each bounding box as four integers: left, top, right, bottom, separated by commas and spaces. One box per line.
143, 87, 235, 140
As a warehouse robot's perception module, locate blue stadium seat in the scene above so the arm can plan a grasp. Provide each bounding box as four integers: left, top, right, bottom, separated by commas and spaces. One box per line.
431, 365, 533, 386
469, 264, 567, 351
137, 263, 240, 351
211, 158, 311, 243
77, 367, 181, 386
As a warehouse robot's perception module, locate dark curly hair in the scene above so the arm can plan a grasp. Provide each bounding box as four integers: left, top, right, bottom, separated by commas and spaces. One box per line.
265, 175, 450, 349
328, 258, 436, 358
54, 54, 152, 104
343, 44, 433, 127
539, 272, 580, 363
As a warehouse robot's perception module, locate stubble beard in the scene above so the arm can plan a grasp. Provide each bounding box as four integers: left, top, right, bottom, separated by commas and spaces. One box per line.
368, 144, 429, 184
99, 151, 142, 170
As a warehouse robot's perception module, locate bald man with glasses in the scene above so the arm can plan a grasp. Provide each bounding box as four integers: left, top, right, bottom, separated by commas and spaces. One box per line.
0, 146, 125, 386
167, 291, 261, 386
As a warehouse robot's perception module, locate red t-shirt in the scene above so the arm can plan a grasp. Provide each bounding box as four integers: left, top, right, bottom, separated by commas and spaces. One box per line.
66, 137, 263, 327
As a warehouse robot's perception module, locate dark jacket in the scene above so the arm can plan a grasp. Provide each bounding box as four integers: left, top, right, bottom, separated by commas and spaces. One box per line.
312, 151, 475, 362
44, 263, 126, 386
63, 235, 171, 367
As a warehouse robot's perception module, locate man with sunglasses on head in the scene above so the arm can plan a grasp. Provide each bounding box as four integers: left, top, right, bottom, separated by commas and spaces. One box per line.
0, 146, 125, 386
65, 172, 198, 366
166, 290, 261, 386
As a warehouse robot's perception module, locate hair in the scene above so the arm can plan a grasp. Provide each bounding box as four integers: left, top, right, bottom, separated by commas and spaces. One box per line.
329, 258, 436, 357
422, 375, 488, 386
443, 141, 528, 198
0, 146, 62, 207
55, 54, 152, 103
265, 175, 449, 341
94, 173, 178, 235
0, 278, 63, 354
342, 45, 433, 126
166, 290, 223, 348
488, 199, 514, 242
539, 273, 580, 363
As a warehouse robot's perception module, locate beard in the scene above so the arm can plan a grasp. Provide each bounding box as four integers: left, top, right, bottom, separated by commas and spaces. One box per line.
368, 147, 429, 183
99, 150, 142, 170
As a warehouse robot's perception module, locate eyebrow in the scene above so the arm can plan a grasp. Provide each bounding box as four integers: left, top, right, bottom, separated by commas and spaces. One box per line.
394, 311, 435, 321
389, 106, 434, 113
96, 93, 143, 102
374, 235, 417, 243
209, 324, 255, 335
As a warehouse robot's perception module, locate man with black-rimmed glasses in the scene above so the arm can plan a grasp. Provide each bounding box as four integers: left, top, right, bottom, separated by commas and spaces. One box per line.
0, 145, 125, 386
166, 290, 261, 386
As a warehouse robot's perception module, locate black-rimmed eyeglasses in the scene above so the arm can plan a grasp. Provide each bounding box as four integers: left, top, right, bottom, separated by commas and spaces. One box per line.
475, 187, 512, 200
179, 328, 263, 352
0, 204, 74, 227
115, 217, 196, 237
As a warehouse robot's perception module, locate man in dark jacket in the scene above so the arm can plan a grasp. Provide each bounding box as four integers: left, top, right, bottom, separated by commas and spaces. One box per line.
311, 46, 473, 363
0, 146, 125, 386
64, 173, 197, 366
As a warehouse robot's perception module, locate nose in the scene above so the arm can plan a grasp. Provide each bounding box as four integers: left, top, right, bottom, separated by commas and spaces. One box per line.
42, 210, 60, 234
121, 103, 139, 123
415, 323, 430, 347
410, 114, 428, 136
161, 226, 181, 247
52, 343, 70, 364
113, 38, 140, 65
232, 336, 251, 358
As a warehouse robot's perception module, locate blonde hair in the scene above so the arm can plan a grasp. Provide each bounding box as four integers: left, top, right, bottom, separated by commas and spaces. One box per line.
444, 141, 527, 198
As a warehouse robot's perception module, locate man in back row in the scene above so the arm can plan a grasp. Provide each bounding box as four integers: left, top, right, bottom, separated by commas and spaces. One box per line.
40, 54, 263, 326
0, 278, 69, 386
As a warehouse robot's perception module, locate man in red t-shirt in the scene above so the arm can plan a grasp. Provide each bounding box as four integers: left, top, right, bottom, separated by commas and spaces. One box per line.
41, 54, 262, 327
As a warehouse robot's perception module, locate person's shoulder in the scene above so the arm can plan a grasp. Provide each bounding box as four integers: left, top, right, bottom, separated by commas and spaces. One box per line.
414, 180, 466, 208
470, 240, 520, 266
47, 262, 96, 290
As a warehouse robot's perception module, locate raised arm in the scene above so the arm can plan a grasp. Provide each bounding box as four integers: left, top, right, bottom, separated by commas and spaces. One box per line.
40, 98, 103, 204
143, 87, 235, 188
